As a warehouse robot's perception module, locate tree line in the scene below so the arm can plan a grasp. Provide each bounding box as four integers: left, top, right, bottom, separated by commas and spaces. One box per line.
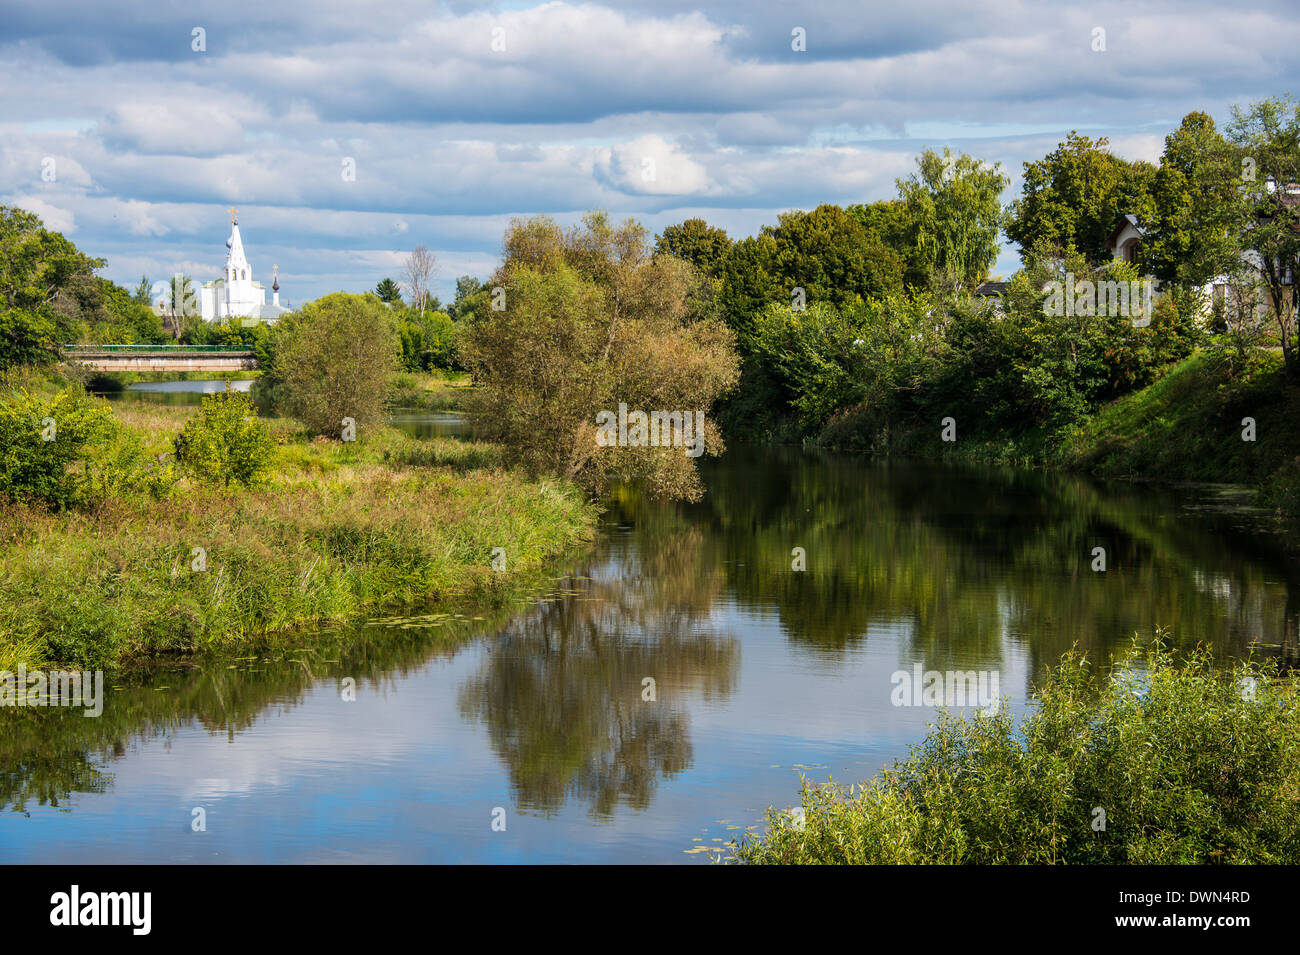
644, 95, 1300, 454
4, 94, 1297, 501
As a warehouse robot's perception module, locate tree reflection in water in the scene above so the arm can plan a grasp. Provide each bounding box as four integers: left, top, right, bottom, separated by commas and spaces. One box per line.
458, 500, 741, 818
5, 446, 1299, 822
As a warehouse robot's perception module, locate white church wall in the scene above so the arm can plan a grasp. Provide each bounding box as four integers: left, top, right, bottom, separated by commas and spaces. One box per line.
201, 214, 278, 322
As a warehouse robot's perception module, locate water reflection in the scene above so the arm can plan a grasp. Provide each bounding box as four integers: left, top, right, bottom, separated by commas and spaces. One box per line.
89, 378, 255, 405
3, 432, 1299, 861
698, 447, 1298, 673
0, 622, 483, 815
387, 410, 473, 440
459, 533, 740, 817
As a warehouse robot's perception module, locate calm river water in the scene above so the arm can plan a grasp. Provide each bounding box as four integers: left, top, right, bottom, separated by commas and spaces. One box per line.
2, 380, 1298, 863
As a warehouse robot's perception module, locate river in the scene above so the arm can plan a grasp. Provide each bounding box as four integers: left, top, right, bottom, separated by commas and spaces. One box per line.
2, 379, 1297, 862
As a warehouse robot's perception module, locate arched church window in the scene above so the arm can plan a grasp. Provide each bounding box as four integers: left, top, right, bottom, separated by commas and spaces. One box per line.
241, 269, 247, 280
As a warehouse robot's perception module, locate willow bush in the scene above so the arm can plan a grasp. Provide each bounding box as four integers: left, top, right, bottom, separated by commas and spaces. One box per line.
458, 212, 740, 501
174, 387, 274, 488
274, 292, 400, 439
731, 640, 1300, 864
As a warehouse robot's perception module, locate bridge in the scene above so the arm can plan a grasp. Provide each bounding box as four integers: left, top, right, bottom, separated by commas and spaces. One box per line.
62, 344, 259, 372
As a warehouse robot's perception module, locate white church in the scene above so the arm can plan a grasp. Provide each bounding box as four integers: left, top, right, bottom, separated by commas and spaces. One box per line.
199, 209, 290, 323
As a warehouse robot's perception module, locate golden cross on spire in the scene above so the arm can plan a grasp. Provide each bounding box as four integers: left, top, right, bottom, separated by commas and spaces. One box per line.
228, 206, 238, 224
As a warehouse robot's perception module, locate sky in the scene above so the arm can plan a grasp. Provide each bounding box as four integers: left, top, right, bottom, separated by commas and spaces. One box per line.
3, 0, 1299, 308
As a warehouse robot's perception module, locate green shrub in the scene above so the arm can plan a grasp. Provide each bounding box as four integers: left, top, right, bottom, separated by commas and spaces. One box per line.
398, 309, 457, 371
273, 292, 400, 438
84, 420, 175, 501
1261, 456, 1300, 518
174, 388, 274, 488
731, 640, 1300, 864
0, 389, 117, 508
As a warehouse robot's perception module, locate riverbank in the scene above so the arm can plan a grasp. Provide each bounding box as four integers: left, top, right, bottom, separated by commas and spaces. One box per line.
1057, 350, 1300, 512
387, 370, 474, 412
729, 641, 1300, 864
0, 398, 597, 672
814, 348, 1300, 518
6, 398, 1299, 861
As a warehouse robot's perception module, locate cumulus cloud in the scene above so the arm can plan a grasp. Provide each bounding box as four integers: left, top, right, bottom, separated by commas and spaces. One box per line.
6, 195, 77, 233
0, 0, 1296, 302
102, 97, 262, 156
594, 134, 712, 196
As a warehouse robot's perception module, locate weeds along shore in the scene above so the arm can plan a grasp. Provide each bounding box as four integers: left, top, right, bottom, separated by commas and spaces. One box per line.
0, 400, 598, 672
728, 641, 1300, 865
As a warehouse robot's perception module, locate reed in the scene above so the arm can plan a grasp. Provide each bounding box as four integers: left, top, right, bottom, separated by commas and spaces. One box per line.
0, 403, 596, 670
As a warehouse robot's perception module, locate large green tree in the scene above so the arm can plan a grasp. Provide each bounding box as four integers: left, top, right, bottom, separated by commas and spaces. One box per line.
766, 204, 906, 310
1006, 133, 1155, 264
897, 149, 1009, 293
716, 233, 780, 347
1227, 96, 1300, 377
86, 278, 170, 345
716, 206, 910, 350
655, 218, 733, 279
274, 292, 401, 437
459, 212, 740, 500
1143, 111, 1243, 288
847, 199, 921, 286
0, 206, 103, 368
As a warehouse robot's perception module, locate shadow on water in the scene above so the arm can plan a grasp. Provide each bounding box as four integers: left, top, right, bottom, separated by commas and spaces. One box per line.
89, 377, 255, 405
4, 400, 1300, 860
694, 445, 1299, 674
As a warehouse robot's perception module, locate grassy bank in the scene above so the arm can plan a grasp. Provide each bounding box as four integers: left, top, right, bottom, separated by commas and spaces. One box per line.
815, 348, 1300, 515
387, 370, 474, 412
729, 641, 1300, 864
1058, 350, 1300, 508
0, 399, 596, 672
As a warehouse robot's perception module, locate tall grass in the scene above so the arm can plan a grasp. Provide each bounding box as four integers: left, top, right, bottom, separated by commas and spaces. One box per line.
0, 403, 596, 670
1059, 349, 1300, 486
387, 370, 474, 412
729, 640, 1300, 864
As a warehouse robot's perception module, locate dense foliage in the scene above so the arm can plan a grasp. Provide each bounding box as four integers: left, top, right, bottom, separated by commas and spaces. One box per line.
397, 307, 456, 372
732, 642, 1300, 864
174, 388, 275, 487
1005, 131, 1155, 264
0, 206, 168, 371
459, 212, 740, 500
660, 96, 1296, 454
271, 292, 401, 438
0, 389, 116, 508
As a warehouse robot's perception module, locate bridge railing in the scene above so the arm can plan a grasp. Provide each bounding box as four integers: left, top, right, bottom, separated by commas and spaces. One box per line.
62, 344, 255, 354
